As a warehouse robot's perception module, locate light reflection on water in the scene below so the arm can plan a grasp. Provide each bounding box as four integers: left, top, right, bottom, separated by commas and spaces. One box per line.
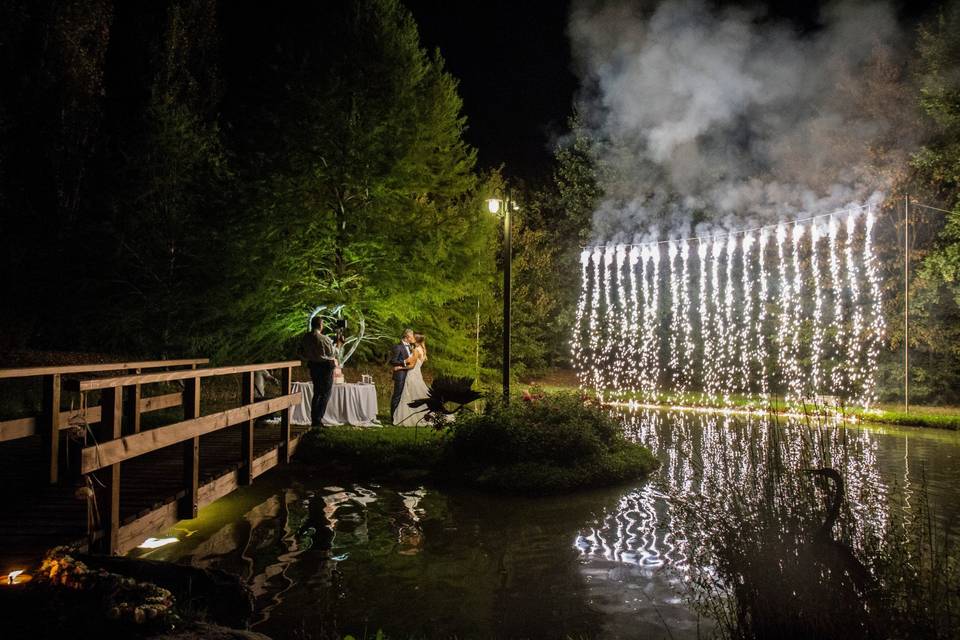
135, 411, 960, 639
575, 409, 900, 575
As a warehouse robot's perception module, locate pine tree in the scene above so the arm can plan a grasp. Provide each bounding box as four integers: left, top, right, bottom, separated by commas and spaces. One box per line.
221, 0, 496, 374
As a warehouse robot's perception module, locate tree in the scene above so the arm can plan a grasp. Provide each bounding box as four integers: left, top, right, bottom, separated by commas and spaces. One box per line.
86, 0, 230, 356
218, 0, 497, 375
0, 0, 113, 348
908, 1, 960, 403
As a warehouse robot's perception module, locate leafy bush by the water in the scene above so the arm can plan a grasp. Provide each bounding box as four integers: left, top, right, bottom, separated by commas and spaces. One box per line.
441, 393, 659, 493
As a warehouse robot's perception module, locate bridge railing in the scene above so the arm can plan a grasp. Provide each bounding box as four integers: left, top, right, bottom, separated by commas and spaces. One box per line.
0, 358, 209, 483
64, 360, 301, 554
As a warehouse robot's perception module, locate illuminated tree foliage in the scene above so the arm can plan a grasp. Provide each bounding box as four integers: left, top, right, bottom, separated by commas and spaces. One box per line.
909, 1, 960, 403
216, 0, 496, 374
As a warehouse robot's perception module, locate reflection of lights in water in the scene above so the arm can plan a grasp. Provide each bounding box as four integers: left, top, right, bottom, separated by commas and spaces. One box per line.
138, 537, 178, 549
397, 488, 427, 554
576, 409, 893, 581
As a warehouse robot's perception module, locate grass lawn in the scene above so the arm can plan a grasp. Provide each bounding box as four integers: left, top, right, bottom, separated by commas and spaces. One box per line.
521, 369, 960, 431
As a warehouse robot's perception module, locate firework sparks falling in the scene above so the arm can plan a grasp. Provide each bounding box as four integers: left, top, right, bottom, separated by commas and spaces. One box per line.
576, 205, 883, 408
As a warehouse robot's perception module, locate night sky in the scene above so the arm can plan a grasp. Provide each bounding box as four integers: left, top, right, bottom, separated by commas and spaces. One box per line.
403, 0, 939, 183
405, 0, 577, 182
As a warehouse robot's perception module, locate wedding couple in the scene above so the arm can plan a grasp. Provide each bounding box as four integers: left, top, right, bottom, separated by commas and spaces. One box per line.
390, 329, 430, 426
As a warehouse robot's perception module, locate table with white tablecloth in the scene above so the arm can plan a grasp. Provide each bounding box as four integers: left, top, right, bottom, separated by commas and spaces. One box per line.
290, 381, 380, 426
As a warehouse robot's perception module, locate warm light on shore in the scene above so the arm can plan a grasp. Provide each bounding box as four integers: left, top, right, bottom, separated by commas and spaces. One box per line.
6, 569, 31, 585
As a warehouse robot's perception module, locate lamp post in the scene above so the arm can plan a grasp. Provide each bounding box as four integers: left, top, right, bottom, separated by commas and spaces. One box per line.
486, 195, 515, 402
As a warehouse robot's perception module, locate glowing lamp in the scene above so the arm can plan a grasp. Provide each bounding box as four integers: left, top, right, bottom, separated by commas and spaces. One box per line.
6, 570, 30, 585
486, 198, 502, 214
137, 537, 178, 549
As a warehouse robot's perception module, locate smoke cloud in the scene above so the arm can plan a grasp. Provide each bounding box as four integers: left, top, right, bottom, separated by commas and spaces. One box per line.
568, 0, 916, 242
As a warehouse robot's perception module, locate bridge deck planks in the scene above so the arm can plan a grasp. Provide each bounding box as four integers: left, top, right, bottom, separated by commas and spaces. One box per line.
0, 419, 309, 572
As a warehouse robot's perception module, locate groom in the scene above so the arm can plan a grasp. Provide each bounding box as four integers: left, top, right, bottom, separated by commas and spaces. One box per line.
389, 329, 416, 418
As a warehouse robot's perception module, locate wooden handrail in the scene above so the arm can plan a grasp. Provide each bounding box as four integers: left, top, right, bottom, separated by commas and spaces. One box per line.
81, 393, 301, 473
0, 392, 182, 443
67, 360, 301, 392
0, 358, 207, 484
0, 358, 209, 380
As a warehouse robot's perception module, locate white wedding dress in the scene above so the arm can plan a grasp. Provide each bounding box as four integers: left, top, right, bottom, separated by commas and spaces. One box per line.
393, 347, 431, 426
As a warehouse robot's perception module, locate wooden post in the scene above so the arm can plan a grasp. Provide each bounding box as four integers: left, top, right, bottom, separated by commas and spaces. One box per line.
41, 374, 60, 484
123, 384, 142, 434
904, 194, 910, 414
179, 377, 201, 519
93, 386, 122, 554
240, 371, 255, 485
279, 367, 292, 464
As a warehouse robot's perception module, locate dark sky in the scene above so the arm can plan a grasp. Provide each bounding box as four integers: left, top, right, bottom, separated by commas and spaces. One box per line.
404, 0, 942, 183
405, 0, 578, 182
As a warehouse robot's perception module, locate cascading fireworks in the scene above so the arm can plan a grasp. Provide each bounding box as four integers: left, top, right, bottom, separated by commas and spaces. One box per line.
572, 205, 886, 409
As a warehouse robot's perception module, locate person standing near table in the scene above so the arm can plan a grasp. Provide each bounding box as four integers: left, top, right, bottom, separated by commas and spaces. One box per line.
300, 316, 337, 427
389, 329, 416, 419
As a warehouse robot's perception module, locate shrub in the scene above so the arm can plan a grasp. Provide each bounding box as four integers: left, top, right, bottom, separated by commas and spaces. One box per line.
296, 393, 660, 494
442, 393, 658, 493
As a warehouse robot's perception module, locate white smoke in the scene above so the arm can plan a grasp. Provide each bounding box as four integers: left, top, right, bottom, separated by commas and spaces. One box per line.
568, 0, 914, 242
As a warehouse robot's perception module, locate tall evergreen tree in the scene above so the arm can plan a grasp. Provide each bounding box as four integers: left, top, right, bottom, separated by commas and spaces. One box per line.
220, 0, 496, 374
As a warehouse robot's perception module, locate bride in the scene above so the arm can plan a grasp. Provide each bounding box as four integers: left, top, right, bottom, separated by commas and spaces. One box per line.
393, 333, 431, 426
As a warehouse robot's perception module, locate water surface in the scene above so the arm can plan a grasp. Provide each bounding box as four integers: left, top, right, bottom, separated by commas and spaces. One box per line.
133, 411, 960, 639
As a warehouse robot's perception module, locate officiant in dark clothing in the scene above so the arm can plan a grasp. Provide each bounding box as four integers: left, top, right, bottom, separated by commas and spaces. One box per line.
300, 316, 337, 427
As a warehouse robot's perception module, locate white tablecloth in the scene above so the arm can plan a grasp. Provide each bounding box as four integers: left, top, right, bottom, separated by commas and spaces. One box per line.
291, 382, 380, 426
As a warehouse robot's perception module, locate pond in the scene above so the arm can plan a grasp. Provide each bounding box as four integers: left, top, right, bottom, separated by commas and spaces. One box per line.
131, 410, 960, 639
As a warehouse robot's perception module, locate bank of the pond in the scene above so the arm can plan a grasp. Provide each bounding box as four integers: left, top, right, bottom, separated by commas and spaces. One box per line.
296, 395, 660, 494
526, 382, 960, 431
857, 407, 960, 430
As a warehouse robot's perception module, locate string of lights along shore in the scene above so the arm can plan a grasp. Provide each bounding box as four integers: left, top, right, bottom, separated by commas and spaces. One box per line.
572, 204, 886, 409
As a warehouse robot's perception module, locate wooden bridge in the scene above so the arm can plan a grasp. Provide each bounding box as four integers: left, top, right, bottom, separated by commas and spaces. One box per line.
0, 358, 307, 575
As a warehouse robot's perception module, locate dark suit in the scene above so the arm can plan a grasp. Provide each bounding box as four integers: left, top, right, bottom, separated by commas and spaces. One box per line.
390, 342, 412, 418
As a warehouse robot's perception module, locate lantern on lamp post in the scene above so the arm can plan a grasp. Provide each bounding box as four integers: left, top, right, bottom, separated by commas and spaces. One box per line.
486, 194, 515, 402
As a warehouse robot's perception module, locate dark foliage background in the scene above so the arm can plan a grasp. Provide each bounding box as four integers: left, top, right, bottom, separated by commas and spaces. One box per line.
1, 0, 959, 403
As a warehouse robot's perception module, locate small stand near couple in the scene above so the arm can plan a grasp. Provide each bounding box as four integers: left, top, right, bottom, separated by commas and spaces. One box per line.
299, 316, 341, 427
390, 329, 430, 426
